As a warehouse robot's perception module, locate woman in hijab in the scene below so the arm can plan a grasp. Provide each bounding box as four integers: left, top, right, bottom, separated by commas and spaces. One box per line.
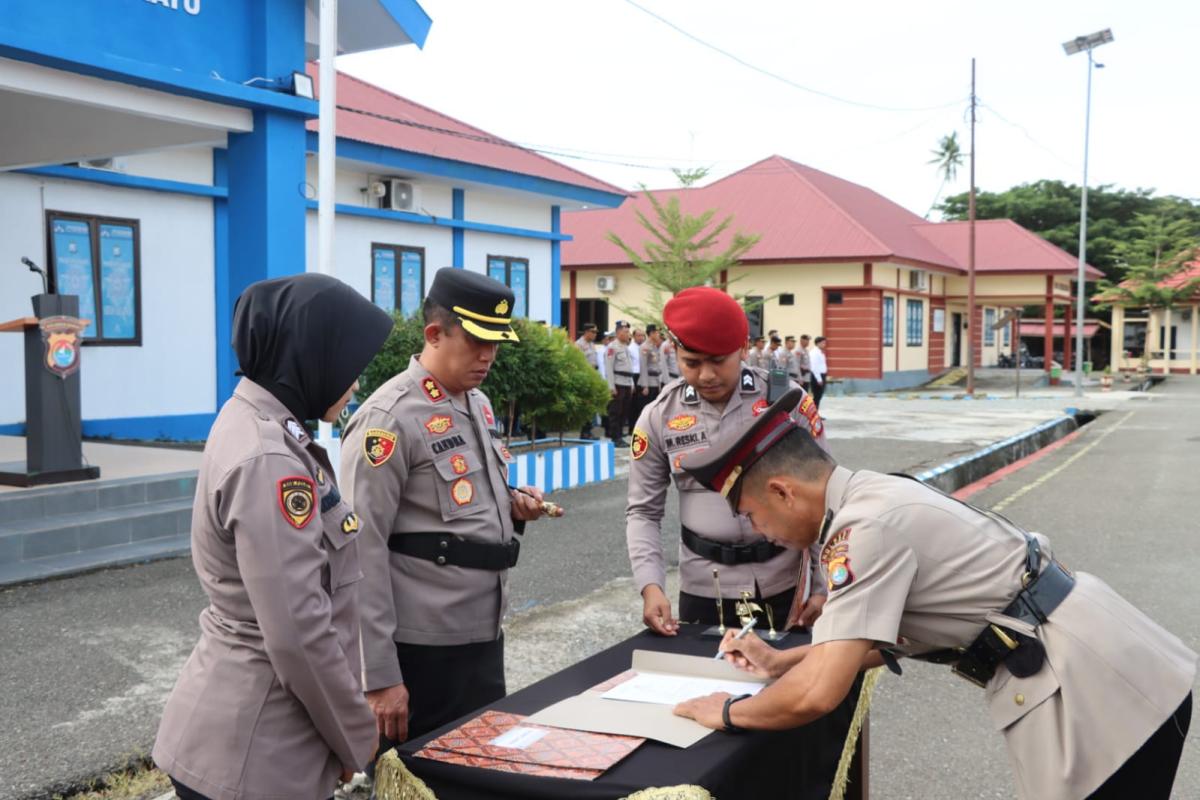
153, 274, 394, 800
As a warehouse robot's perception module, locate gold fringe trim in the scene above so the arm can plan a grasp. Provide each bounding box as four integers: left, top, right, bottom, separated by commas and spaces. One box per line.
373, 749, 438, 800
623, 787, 714, 800
828, 666, 884, 800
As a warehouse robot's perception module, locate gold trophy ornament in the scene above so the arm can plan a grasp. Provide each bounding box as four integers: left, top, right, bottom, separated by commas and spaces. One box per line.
701, 569, 728, 638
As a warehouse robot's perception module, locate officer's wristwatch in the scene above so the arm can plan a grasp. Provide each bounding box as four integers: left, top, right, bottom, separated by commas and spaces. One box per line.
722, 693, 752, 733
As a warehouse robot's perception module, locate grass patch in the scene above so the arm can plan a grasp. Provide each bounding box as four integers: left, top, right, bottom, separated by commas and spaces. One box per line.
57, 762, 171, 800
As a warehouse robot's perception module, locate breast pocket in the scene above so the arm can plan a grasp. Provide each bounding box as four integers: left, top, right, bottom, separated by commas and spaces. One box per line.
489, 437, 515, 482
320, 498, 363, 594
985, 658, 1061, 731
433, 451, 487, 521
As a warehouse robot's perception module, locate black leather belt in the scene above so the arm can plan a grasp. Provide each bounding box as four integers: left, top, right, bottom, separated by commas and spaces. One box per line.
681, 525, 783, 565
668, 372, 679, 378
648, 370, 661, 376
615, 370, 636, 377
388, 532, 519, 571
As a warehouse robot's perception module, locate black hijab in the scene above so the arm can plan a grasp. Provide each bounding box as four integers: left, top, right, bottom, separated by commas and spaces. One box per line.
232, 273, 394, 422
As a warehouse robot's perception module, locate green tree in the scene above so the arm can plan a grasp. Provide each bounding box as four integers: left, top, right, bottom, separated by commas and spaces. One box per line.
926, 131, 963, 218
1111, 213, 1199, 273
606, 188, 762, 326
671, 166, 710, 187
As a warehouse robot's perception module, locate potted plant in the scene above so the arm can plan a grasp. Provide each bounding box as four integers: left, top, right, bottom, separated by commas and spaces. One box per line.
1100, 365, 1113, 391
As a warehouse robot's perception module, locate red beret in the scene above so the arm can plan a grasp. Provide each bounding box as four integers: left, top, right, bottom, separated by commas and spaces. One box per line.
662, 287, 748, 355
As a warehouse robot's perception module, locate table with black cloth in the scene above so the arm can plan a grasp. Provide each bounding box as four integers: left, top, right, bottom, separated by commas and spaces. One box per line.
399, 624, 865, 800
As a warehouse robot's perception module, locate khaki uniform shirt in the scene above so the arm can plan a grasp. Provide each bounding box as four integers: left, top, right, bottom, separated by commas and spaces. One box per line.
639, 341, 663, 389
340, 357, 516, 691
795, 347, 811, 379
745, 347, 763, 370
812, 467, 1198, 800
605, 341, 635, 389
153, 379, 376, 800
662, 341, 679, 378
777, 347, 798, 378
576, 335, 599, 370
627, 368, 829, 600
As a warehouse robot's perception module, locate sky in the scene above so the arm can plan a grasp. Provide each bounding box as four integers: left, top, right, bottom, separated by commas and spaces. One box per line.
339, 0, 1200, 218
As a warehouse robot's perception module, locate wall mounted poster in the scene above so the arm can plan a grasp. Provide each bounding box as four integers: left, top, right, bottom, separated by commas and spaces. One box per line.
933, 308, 946, 334
99, 224, 136, 339
373, 248, 396, 313
51, 218, 98, 337
399, 250, 422, 317
510, 261, 528, 318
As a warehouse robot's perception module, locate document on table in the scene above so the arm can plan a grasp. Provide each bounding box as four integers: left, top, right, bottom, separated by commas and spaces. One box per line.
600, 672, 765, 706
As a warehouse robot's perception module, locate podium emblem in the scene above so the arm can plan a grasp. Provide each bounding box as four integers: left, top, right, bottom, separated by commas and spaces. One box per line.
39, 316, 87, 378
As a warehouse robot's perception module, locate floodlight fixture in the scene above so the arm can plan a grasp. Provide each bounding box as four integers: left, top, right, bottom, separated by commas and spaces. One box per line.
1062, 28, 1113, 56
290, 71, 315, 100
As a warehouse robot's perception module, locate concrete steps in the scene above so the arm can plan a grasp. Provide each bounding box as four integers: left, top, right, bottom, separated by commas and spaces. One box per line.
0, 471, 196, 586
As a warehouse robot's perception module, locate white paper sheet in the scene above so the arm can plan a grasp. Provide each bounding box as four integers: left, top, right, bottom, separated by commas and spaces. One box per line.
488, 726, 549, 749
600, 672, 766, 706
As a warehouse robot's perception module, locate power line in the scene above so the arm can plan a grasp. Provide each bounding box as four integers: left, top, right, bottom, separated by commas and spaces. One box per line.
978, 101, 1079, 171
622, 0, 967, 113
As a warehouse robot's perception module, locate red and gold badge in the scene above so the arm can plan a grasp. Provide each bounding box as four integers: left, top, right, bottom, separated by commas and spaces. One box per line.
798, 394, 823, 437
451, 477, 474, 506
500, 445, 513, 461
631, 428, 649, 460
751, 398, 768, 417
424, 414, 453, 435
667, 414, 697, 431
422, 377, 446, 402
821, 528, 853, 591
450, 454, 469, 475
277, 476, 316, 529
482, 405, 495, 426
363, 428, 398, 467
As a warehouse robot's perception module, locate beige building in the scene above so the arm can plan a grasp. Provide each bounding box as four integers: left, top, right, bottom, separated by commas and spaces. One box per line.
1098, 259, 1200, 374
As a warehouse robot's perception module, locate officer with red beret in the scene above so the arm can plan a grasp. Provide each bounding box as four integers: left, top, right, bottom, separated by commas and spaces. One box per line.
624, 287, 828, 637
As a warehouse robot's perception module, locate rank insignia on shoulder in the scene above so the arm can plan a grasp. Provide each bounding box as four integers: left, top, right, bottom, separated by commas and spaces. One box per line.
482, 404, 495, 427
631, 428, 649, 460
740, 368, 756, 392
314, 466, 325, 486
451, 477, 475, 506
500, 445, 513, 461
450, 453, 469, 475
681, 385, 699, 405
667, 414, 696, 432
284, 418, 308, 442
424, 414, 453, 435
341, 512, 360, 535
278, 476, 316, 529
751, 398, 768, 417
363, 428, 398, 467
422, 377, 446, 402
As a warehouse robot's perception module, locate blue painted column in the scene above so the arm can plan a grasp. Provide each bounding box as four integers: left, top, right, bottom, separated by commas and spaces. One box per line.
451, 188, 465, 268
216, 0, 310, 408
212, 149, 234, 406
550, 205, 562, 326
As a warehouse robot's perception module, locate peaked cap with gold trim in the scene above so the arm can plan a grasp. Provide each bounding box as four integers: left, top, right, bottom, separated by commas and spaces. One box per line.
427, 267, 519, 342
681, 388, 805, 511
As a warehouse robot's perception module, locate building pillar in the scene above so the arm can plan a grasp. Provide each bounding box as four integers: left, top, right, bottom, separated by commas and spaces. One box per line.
550, 205, 562, 326
1191, 303, 1198, 375
1111, 305, 1124, 371
1044, 297, 1054, 373
1063, 300, 1073, 378
451, 188, 465, 268
568, 270, 578, 340
1163, 306, 1173, 375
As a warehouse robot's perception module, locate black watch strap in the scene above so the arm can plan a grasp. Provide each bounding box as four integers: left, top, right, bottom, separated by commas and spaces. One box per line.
722, 693, 752, 733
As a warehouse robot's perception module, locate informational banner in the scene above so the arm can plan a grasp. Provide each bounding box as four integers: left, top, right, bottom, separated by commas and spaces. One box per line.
373, 247, 396, 313
399, 250, 422, 317
488, 257, 507, 286
510, 260, 528, 318
932, 307, 946, 334
50, 218, 98, 338
98, 223, 137, 339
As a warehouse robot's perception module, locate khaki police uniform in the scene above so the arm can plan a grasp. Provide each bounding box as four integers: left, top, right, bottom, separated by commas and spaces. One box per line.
639, 340, 663, 393
662, 340, 679, 380
576, 335, 599, 370
627, 367, 828, 619
605, 339, 635, 442
795, 345, 812, 387
813, 467, 1198, 800
153, 379, 376, 800
745, 346, 764, 371
776, 345, 798, 379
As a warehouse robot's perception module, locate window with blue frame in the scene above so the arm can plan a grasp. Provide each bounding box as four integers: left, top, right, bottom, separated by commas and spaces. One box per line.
882, 296, 895, 346
486, 255, 529, 318
371, 244, 424, 317
906, 299, 924, 346
46, 211, 141, 345
984, 308, 996, 345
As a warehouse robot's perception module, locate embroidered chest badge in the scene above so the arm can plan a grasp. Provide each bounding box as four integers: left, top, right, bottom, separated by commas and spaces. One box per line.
363, 428, 398, 467
482, 404, 495, 427
631, 428, 649, 460
822, 527, 854, 591
450, 453, 469, 475
667, 414, 696, 431
422, 377, 446, 402
425, 414, 453, 435
451, 477, 475, 506
751, 398, 768, 417
278, 476, 316, 529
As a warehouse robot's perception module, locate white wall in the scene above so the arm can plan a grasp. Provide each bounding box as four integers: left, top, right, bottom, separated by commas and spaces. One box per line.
464, 187, 552, 232
0, 171, 216, 425
120, 146, 213, 185
463, 232, 552, 322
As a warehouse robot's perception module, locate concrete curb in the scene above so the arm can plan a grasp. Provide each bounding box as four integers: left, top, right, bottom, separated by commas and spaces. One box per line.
914, 413, 1081, 493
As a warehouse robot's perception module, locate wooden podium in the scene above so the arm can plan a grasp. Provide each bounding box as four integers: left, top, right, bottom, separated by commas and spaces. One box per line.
0, 294, 101, 487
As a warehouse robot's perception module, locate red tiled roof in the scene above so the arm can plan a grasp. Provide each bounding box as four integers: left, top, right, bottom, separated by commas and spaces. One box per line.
562, 155, 962, 272
912, 219, 1103, 279
1094, 259, 1200, 304
1019, 320, 1104, 338
306, 67, 625, 198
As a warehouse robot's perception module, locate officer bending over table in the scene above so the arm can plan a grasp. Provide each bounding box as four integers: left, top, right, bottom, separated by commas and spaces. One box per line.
674, 389, 1195, 800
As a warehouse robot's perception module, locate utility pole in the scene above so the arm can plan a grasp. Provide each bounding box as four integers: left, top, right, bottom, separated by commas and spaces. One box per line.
966, 58, 977, 396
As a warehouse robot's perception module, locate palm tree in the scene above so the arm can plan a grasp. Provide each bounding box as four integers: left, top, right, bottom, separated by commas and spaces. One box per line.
926, 132, 963, 218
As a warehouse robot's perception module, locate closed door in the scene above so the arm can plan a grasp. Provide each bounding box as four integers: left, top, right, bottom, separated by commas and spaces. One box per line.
951, 313, 963, 367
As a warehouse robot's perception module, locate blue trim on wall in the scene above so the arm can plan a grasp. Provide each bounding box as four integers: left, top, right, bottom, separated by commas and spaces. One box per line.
82, 413, 216, 442
16, 165, 226, 198
451, 188, 465, 267
378, 0, 433, 48
311, 135, 625, 208
550, 205, 562, 326
306, 201, 571, 242
212, 150, 235, 409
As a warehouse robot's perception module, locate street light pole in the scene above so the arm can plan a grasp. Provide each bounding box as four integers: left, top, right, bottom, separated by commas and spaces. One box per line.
1063, 28, 1113, 397
967, 57, 977, 396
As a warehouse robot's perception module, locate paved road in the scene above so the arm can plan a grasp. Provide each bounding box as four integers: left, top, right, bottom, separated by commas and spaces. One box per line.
0, 389, 1173, 799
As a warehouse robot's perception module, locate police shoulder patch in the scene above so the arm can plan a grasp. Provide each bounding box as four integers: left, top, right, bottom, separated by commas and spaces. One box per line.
631, 428, 649, 460
798, 393, 824, 438
821, 527, 853, 591
363, 428, 398, 467
751, 398, 768, 417
278, 476, 316, 529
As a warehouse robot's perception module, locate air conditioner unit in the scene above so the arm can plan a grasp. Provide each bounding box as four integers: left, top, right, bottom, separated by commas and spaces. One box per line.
382, 179, 418, 211
77, 157, 125, 171
596, 275, 617, 293
909, 271, 928, 291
